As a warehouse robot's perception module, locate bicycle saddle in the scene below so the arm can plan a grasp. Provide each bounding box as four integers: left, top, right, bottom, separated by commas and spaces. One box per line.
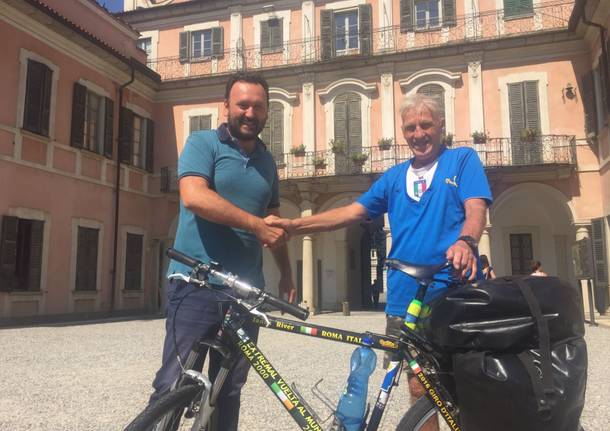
385, 258, 449, 280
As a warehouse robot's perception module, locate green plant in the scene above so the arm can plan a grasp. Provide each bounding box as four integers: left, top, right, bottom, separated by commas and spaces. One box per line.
290, 144, 306, 155
313, 156, 326, 167
471, 131, 488, 144
329, 138, 345, 154
378, 137, 394, 150
350, 152, 368, 164
520, 128, 539, 142
441, 133, 453, 147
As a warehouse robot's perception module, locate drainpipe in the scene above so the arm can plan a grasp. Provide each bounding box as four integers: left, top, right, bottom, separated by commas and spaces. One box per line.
110, 64, 135, 312
581, 0, 609, 104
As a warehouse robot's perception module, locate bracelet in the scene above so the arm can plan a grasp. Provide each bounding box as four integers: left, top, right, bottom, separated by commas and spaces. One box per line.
456, 235, 478, 253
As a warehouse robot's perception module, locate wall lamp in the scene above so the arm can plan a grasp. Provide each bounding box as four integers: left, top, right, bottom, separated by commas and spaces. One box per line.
562, 83, 576, 100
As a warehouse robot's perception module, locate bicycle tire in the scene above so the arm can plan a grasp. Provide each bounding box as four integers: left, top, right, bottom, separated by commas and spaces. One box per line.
124, 384, 203, 431
396, 396, 450, 431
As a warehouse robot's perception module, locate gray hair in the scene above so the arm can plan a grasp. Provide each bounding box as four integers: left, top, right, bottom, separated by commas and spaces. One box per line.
399, 93, 444, 122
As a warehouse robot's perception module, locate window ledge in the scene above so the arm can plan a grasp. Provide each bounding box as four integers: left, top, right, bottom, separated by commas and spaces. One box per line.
81, 148, 107, 161
503, 11, 534, 21
261, 48, 284, 55
72, 289, 99, 296
122, 289, 144, 298
21, 128, 51, 144
8, 290, 43, 297
414, 25, 443, 33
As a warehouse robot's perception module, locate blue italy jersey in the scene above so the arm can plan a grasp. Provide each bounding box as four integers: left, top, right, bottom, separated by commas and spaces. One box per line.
357, 146, 492, 316
167, 124, 279, 288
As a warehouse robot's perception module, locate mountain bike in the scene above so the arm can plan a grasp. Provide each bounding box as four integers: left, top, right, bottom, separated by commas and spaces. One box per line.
124, 248, 461, 431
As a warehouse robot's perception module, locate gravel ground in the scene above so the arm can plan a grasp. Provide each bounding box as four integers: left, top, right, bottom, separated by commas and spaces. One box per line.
0, 311, 607, 431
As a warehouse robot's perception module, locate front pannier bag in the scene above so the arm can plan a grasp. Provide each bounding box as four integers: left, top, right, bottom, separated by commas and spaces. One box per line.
421, 276, 587, 431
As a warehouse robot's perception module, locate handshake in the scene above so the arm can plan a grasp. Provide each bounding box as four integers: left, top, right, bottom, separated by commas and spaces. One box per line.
255, 215, 298, 249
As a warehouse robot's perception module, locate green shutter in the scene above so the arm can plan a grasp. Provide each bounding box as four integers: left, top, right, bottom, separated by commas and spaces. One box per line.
524, 81, 540, 132
260, 120, 271, 149
27, 220, 43, 292
261, 20, 270, 51
119, 107, 133, 164
347, 92, 362, 154
504, 0, 533, 18
358, 4, 372, 56
189, 116, 200, 134
591, 218, 608, 312
179, 31, 190, 63
104, 97, 114, 158
212, 27, 223, 57
272, 18, 283, 52
0, 216, 18, 291
508, 83, 526, 139
581, 71, 598, 136
146, 118, 154, 173
334, 95, 348, 147
271, 102, 284, 161
321, 10, 334, 61
443, 0, 456, 27
400, 0, 414, 33
70, 82, 87, 149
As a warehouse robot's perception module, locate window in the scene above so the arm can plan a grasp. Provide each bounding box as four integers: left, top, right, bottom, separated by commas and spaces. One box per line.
261, 18, 283, 54
503, 0, 533, 18
508, 81, 542, 164
509, 233, 533, 275
320, 5, 372, 60
179, 28, 223, 63
124, 233, 143, 290
75, 227, 99, 291
259, 102, 284, 162
23, 59, 52, 136
334, 92, 362, 156
334, 10, 359, 54
189, 115, 212, 134
119, 107, 154, 172
0, 216, 43, 292
417, 84, 445, 122
415, 0, 440, 30
591, 218, 608, 290
137, 37, 152, 58
70, 82, 114, 157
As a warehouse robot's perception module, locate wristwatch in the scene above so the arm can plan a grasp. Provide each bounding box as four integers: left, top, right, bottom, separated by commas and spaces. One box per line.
456, 235, 478, 253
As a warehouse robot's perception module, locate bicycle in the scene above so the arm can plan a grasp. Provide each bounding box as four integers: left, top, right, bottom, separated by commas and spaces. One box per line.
124, 248, 461, 431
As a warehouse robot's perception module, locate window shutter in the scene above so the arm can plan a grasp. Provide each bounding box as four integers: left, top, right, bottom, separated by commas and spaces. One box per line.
601, 41, 610, 113
400, 0, 414, 33
272, 19, 283, 52
260, 119, 271, 147
321, 10, 334, 61
212, 27, 224, 57
76, 227, 98, 291
189, 116, 200, 135
0, 216, 18, 292
146, 118, 154, 173
104, 97, 114, 158
347, 92, 362, 154
271, 102, 284, 161
508, 83, 526, 139
261, 20, 270, 51
201, 115, 212, 130
40, 66, 52, 137
334, 95, 348, 147
179, 31, 190, 63
119, 107, 133, 164
70, 82, 87, 149
504, 0, 533, 18
27, 220, 43, 292
524, 81, 540, 132
125, 233, 143, 290
591, 218, 608, 287
443, 0, 457, 27
358, 4, 372, 56
23, 60, 52, 136
581, 70, 598, 136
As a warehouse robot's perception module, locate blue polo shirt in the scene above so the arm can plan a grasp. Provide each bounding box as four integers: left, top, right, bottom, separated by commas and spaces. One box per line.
357, 146, 492, 317
167, 124, 279, 288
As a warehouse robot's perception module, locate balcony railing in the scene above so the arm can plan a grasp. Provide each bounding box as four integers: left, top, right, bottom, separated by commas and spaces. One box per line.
148, 1, 573, 81
160, 135, 575, 191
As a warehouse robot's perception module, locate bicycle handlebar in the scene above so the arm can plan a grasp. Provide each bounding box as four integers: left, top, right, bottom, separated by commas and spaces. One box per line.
167, 248, 309, 321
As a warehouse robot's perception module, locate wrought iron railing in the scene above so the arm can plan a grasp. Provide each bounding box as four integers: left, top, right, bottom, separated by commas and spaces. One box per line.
148, 1, 573, 81
159, 135, 576, 191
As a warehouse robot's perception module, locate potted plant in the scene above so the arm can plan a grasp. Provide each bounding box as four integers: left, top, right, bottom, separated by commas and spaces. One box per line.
441, 133, 454, 147
378, 137, 393, 151
520, 128, 539, 142
329, 138, 345, 155
350, 152, 368, 166
471, 131, 488, 144
313, 156, 326, 168
290, 144, 306, 156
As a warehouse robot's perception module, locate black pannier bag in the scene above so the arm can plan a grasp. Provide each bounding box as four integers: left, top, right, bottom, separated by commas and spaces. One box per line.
421, 276, 587, 431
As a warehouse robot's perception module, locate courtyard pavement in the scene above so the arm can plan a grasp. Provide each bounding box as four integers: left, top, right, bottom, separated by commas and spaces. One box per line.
0, 311, 607, 430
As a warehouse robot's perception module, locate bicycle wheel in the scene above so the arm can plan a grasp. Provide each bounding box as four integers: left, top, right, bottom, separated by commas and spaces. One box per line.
396, 396, 456, 431
124, 384, 204, 431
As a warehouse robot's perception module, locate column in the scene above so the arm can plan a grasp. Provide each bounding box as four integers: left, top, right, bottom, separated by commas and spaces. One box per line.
300, 200, 316, 313
230, 8, 243, 70
466, 53, 485, 138
302, 81, 315, 152
378, 0, 393, 50
335, 236, 349, 308
479, 225, 491, 259
379, 71, 395, 144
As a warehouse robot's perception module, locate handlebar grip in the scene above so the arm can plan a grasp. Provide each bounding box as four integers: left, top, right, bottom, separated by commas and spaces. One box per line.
264, 294, 309, 321
166, 248, 202, 269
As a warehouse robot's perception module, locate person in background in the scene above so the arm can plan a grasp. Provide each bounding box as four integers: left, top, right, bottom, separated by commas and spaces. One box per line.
371, 278, 381, 309
480, 254, 496, 280
530, 260, 547, 276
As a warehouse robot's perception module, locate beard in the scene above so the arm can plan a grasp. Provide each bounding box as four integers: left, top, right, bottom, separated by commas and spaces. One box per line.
227, 113, 266, 140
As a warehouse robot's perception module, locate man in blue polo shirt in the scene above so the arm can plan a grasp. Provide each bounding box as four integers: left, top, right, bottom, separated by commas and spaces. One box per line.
267, 94, 492, 423
148, 73, 294, 431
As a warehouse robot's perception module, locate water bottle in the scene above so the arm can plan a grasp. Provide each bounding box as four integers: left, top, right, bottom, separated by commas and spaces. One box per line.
335, 346, 377, 431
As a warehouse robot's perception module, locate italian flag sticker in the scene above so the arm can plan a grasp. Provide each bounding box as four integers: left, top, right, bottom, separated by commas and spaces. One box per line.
271, 382, 294, 410
409, 360, 422, 374
299, 326, 318, 336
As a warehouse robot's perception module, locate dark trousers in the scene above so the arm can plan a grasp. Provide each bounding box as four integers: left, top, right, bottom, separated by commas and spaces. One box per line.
150, 279, 259, 431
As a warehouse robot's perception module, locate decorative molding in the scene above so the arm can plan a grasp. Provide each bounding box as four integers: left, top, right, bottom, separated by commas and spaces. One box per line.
325, 0, 366, 10
399, 68, 461, 88
269, 87, 298, 104
77, 78, 111, 98
125, 102, 152, 119
183, 20, 220, 32
318, 78, 376, 103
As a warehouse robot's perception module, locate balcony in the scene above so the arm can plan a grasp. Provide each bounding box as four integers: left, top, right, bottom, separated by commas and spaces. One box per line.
160, 135, 576, 191
148, 1, 573, 81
